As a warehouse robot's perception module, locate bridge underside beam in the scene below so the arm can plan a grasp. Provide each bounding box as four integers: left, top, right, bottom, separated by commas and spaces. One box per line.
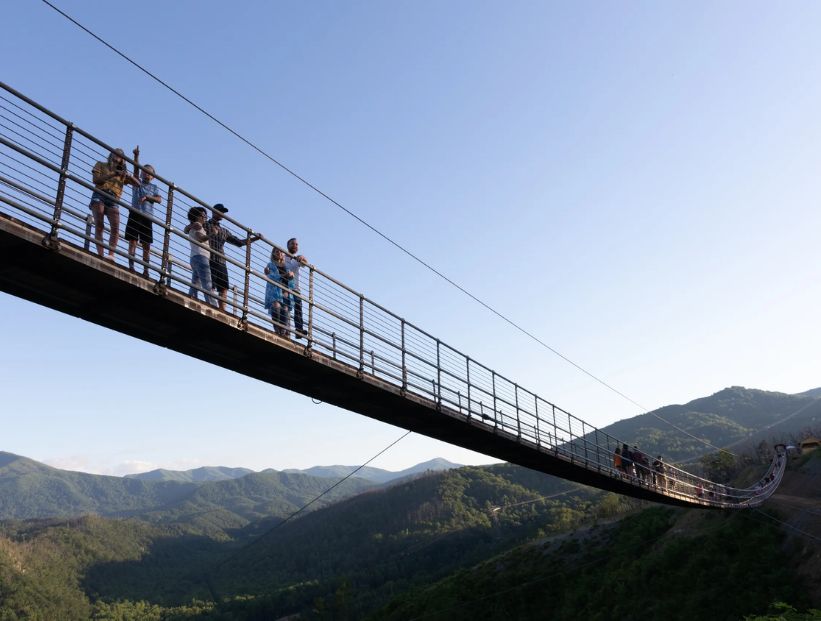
0, 214, 698, 507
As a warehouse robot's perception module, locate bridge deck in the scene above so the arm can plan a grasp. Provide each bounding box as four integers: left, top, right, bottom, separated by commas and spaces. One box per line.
0, 80, 786, 510
1, 212, 703, 507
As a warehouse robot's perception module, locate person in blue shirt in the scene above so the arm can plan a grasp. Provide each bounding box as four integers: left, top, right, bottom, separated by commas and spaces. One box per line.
264, 246, 295, 337
125, 146, 162, 277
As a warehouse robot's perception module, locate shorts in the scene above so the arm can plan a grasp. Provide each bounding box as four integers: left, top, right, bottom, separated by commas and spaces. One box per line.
90, 191, 119, 215
210, 259, 229, 292
124, 211, 154, 245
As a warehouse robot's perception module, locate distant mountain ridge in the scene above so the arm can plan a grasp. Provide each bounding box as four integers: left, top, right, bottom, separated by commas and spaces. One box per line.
0, 452, 197, 520
0, 453, 460, 524
125, 457, 462, 485
125, 466, 254, 483
0, 452, 371, 524
282, 457, 462, 484
598, 386, 821, 462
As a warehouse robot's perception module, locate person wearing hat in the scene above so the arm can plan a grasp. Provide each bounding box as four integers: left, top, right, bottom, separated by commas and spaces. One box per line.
89, 147, 139, 259
204, 204, 259, 312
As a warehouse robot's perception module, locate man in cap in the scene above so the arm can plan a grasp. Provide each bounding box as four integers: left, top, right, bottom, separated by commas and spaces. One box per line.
205, 203, 259, 312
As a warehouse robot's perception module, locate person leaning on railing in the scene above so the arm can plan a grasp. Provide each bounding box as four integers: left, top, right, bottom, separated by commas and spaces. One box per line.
204, 204, 259, 313
89, 147, 139, 259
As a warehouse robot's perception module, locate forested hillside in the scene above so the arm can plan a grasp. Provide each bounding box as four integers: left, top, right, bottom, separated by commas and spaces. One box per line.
374, 450, 821, 621
598, 386, 821, 461
1, 455, 818, 620
0, 387, 819, 620
374, 507, 807, 621
0, 453, 197, 520
0, 452, 372, 528
208, 465, 609, 616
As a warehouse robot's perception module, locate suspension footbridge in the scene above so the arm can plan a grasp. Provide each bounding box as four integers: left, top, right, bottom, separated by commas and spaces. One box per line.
0, 82, 786, 509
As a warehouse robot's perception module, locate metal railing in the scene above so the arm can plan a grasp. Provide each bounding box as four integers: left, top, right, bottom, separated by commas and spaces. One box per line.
0, 81, 786, 509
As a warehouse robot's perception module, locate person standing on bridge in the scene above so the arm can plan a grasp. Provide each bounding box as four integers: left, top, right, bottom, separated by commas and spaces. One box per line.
621, 443, 634, 478
205, 204, 259, 313
265, 247, 295, 337
89, 147, 139, 260
652, 455, 666, 489
633, 448, 649, 483
284, 238, 308, 339
125, 146, 161, 277
187, 207, 216, 306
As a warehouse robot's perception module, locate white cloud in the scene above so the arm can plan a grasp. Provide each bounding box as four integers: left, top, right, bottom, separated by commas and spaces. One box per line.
43, 455, 94, 473
103, 460, 161, 477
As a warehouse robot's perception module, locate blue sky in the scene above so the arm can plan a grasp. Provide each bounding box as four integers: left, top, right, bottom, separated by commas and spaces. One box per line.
2, 1, 820, 475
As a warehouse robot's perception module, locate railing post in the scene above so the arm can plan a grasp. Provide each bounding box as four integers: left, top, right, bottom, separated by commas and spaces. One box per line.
241, 231, 253, 322
582, 421, 589, 465
492, 371, 498, 429
436, 339, 442, 406
332, 332, 337, 359
515, 384, 521, 439
466, 357, 471, 419
552, 404, 558, 453
370, 350, 375, 375
159, 184, 175, 287
359, 295, 365, 373
535, 395, 540, 447
307, 267, 314, 347
401, 319, 407, 390
83, 215, 92, 252
49, 123, 74, 241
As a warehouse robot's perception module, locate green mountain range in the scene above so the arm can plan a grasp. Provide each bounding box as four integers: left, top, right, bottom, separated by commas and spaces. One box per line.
596, 386, 821, 462
0, 453, 372, 528
281, 457, 462, 484
125, 457, 462, 486
0, 453, 197, 520
125, 467, 255, 483
0, 385, 819, 620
